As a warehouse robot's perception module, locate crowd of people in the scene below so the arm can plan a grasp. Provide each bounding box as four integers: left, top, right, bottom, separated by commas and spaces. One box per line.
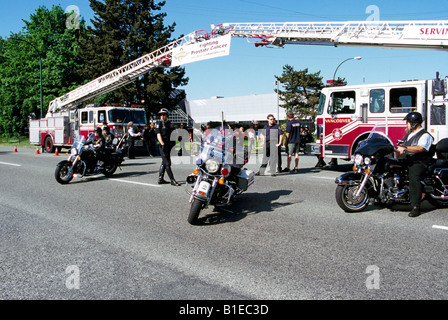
96, 110, 316, 186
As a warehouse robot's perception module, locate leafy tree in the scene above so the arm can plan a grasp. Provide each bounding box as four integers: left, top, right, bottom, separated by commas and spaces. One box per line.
274, 65, 323, 121
80, 0, 188, 121
0, 5, 87, 134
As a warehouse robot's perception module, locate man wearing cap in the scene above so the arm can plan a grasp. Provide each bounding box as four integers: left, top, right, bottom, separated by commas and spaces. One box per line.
155, 108, 180, 186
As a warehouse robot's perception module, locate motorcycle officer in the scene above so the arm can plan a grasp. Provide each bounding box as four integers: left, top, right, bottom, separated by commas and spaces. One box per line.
155, 108, 180, 186
396, 112, 434, 217
85, 127, 106, 170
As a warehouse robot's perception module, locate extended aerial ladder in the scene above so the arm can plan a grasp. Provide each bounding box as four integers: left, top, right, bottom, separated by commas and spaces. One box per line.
212, 20, 448, 50
47, 20, 448, 116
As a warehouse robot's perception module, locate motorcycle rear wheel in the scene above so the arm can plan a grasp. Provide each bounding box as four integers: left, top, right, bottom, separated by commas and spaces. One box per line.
335, 184, 369, 212
188, 198, 204, 225
55, 162, 74, 184
103, 163, 117, 177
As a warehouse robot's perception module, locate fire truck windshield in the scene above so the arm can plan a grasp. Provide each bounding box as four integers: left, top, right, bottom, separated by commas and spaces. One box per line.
108, 109, 146, 124
317, 93, 326, 115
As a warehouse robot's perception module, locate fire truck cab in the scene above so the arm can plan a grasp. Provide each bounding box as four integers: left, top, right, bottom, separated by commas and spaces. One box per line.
29, 104, 146, 153
308, 73, 448, 162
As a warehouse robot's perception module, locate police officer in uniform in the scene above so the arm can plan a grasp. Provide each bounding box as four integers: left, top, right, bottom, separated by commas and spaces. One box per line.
397, 112, 434, 217
155, 108, 180, 186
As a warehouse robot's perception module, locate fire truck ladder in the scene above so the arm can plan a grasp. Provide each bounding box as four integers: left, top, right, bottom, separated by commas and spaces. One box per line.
47, 30, 206, 114
212, 20, 448, 50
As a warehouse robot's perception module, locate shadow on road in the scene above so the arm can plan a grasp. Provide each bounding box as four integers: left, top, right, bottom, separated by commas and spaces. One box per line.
196, 189, 297, 226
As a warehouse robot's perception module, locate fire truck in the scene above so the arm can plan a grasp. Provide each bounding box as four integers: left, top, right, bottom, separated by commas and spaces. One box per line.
209, 20, 448, 163
29, 104, 146, 152
307, 73, 448, 162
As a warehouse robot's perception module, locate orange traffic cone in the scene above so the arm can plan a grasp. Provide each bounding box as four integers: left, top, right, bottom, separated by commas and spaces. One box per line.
13, 146, 18, 153
35, 147, 40, 155
54, 148, 59, 156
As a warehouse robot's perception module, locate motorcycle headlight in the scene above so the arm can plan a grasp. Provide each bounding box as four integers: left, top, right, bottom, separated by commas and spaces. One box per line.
71, 148, 78, 156
364, 157, 371, 165
205, 159, 219, 173
354, 154, 363, 166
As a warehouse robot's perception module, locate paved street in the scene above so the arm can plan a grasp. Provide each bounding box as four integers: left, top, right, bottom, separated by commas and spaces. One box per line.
1, 145, 447, 302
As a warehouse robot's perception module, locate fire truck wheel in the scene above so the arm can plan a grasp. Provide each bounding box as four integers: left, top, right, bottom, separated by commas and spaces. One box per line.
44, 136, 55, 153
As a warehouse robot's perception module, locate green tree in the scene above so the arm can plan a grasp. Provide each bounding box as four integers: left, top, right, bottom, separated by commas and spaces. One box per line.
80, 0, 188, 121
275, 65, 323, 121
0, 5, 87, 134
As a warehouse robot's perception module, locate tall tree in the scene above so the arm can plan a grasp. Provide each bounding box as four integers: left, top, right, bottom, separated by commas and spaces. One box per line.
80, 0, 188, 120
0, 5, 86, 134
275, 65, 323, 121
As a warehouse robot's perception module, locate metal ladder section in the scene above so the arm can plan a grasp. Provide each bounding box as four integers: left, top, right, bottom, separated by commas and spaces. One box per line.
48, 30, 202, 114
214, 20, 448, 49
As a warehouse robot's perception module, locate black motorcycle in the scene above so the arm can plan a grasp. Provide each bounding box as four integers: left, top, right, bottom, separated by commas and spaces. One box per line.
55, 134, 126, 184
185, 128, 255, 225
335, 124, 448, 212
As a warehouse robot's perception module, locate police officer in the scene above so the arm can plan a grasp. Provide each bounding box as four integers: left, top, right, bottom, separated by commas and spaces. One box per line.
85, 127, 106, 170
155, 108, 180, 186
397, 112, 434, 217
103, 125, 115, 148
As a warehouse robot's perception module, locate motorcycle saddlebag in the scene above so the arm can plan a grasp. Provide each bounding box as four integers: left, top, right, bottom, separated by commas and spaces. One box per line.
236, 169, 255, 191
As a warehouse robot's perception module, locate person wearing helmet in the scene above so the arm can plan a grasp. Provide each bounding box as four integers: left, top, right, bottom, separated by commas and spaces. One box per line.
397, 111, 434, 217
85, 127, 106, 170
155, 108, 180, 186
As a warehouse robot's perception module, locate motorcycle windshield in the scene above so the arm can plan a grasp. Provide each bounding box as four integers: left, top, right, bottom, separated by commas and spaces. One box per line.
199, 127, 234, 165
72, 135, 86, 152
355, 123, 395, 156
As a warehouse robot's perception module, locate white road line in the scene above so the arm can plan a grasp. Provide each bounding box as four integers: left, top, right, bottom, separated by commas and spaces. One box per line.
0, 161, 21, 167
107, 178, 161, 188
432, 225, 448, 231
311, 176, 335, 180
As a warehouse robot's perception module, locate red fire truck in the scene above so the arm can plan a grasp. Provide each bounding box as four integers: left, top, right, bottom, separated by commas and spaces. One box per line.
307, 73, 448, 162
29, 104, 146, 152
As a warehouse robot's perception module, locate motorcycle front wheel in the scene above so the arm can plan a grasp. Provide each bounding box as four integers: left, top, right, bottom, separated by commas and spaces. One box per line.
335, 184, 369, 212
188, 198, 204, 225
55, 161, 74, 184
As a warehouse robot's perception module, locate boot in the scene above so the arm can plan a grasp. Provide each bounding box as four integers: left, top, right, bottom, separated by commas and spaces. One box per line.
166, 166, 180, 186
158, 165, 169, 184
315, 157, 326, 168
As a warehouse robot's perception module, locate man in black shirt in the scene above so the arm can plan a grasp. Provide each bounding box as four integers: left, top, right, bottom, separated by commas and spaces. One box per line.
256, 114, 284, 176
155, 108, 180, 186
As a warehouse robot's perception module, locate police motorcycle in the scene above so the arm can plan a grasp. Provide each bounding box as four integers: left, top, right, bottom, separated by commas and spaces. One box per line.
185, 127, 255, 225
55, 133, 126, 184
334, 123, 448, 212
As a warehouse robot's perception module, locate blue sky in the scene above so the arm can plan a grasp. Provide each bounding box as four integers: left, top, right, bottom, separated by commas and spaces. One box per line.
1, 0, 448, 100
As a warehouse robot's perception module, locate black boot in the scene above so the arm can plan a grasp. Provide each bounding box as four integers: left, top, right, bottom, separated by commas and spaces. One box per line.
315, 157, 326, 168
158, 165, 169, 184
408, 206, 421, 217
166, 166, 180, 186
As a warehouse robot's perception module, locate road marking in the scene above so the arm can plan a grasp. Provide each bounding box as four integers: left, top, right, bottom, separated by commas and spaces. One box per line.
107, 178, 161, 188
311, 175, 335, 180
432, 225, 448, 231
0, 161, 21, 167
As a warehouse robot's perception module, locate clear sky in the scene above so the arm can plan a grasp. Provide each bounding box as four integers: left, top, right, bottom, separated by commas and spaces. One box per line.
1, 0, 448, 101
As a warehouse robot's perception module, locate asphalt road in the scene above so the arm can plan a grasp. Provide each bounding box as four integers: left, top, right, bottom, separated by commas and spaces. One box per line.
1, 145, 447, 302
